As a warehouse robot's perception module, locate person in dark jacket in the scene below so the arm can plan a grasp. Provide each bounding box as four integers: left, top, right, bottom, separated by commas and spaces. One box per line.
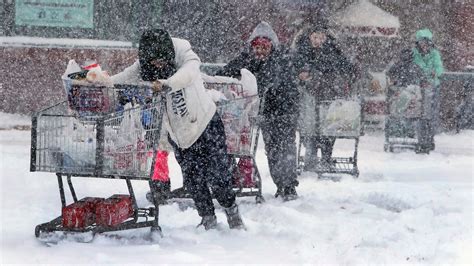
293, 20, 355, 170
387, 48, 431, 152
217, 21, 300, 201
387, 48, 426, 88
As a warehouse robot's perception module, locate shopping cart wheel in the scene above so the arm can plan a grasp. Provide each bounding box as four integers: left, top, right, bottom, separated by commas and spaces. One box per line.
255, 195, 265, 204
35, 219, 58, 238
148, 226, 163, 242
415, 145, 429, 154
35, 225, 44, 238
353, 171, 360, 178
384, 144, 394, 153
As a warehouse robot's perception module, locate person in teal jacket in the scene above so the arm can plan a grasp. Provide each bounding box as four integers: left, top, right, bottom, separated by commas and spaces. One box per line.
412, 29, 444, 150
413, 29, 444, 86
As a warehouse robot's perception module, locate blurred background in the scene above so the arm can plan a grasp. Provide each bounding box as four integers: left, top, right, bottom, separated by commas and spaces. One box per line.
1, 0, 472, 132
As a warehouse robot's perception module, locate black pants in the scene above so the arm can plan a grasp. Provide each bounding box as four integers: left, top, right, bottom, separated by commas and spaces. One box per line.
417, 118, 433, 147
304, 136, 336, 168
170, 112, 235, 217
261, 117, 298, 189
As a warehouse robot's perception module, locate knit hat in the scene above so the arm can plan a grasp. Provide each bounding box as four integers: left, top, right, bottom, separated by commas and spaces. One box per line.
415, 29, 433, 41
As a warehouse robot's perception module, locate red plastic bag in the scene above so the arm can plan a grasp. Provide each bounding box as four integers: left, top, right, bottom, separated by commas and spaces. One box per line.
234, 158, 255, 188
152, 150, 169, 182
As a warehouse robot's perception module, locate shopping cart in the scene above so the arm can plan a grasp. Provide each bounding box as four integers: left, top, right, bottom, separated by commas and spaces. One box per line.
384, 85, 433, 153
297, 96, 363, 178
167, 82, 264, 203
30, 84, 166, 241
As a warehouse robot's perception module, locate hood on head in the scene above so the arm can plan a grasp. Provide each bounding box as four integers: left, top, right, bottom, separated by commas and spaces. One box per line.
139, 29, 175, 64
247, 21, 280, 47
311, 18, 329, 34
416, 29, 433, 41
138, 29, 176, 81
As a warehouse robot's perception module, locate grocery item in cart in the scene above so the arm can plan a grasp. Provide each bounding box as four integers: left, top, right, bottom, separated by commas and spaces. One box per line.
62, 197, 104, 229
321, 99, 361, 136
62, 60, 116, 117
389, 85, 422, 118
233, 158, 255, 188
95, 195, 134, 227
103, 103, 148, 174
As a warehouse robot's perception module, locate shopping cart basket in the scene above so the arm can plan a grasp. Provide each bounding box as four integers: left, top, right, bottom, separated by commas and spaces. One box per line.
384, 85, 433, 153
30, 84, 166, 240
297, 96, 363, 178
167, 82, 264, 203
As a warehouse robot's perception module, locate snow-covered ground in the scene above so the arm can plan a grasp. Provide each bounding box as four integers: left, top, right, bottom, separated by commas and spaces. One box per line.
0, 113, 31, 130
0, 113, 472, 264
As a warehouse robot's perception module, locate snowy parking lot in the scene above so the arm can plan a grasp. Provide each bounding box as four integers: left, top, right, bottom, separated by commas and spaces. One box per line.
0, 113, 472, 264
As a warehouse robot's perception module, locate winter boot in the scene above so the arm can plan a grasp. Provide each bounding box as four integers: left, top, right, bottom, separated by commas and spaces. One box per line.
428, 141, 435, 151
274, 186, 284, 198
197, 215, 217, 230
224, 203, 245, 230
283, 186, 298, 201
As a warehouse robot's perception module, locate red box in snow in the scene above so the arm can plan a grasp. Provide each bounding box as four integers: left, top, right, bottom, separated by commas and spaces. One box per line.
62, 197, 104, 229
95, 195, 134, 227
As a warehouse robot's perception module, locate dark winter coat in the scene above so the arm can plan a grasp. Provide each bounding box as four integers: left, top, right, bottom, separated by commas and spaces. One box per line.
216, 21, 299, 189
387, 55, 426, 87
216, 48, 299, 120
293, 34, 354, 101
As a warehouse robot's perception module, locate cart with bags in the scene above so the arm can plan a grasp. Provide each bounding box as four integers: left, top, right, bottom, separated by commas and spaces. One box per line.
31, 82, 166, 242
297, 95, 363, 178
167, 82, 264, 203
384, 84, 433, 153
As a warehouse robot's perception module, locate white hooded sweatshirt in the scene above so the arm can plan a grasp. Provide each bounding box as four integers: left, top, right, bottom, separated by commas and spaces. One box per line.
111, 38, 216, 149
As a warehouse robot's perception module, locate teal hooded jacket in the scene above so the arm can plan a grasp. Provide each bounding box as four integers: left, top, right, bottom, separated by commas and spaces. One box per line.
412, 29, 444, 86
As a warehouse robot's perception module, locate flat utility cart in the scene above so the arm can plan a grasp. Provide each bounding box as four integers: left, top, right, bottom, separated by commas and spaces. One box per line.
167, 82, 264, 203
384, 85, 433, 153
31, 83, 166, 242
297, 96, 363, 178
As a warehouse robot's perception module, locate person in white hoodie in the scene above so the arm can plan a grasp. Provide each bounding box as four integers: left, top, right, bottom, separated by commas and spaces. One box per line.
112, 29, 244, 230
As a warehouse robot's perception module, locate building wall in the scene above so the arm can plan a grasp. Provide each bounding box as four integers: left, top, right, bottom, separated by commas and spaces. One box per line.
0, 0, 472, 121
374, 0, 473, 71
0, 46, 136, 114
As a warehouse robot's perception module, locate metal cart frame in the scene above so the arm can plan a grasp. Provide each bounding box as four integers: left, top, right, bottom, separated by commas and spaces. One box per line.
167, 83, 264, 203
384, 85, 432, 153
31, 87, 166, 240
297, 97, 363, 178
